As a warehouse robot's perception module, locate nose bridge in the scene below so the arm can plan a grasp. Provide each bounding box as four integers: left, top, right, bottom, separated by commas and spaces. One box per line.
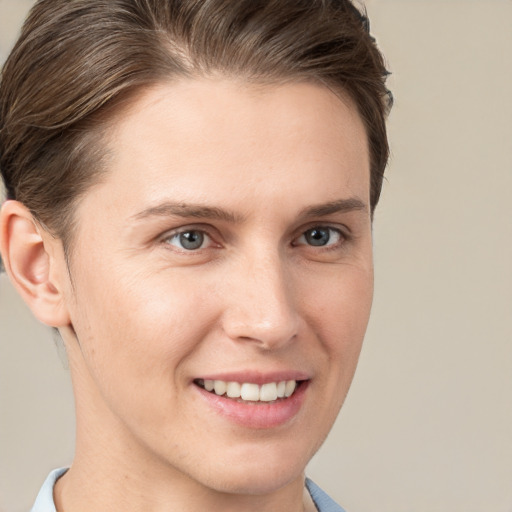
222, 245, 299, 348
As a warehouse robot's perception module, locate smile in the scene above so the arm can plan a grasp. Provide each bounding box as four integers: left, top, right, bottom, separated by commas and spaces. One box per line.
194, 379, 299, 403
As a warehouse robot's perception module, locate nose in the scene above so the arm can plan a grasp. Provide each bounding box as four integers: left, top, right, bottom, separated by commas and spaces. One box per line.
220, 250, 300, 350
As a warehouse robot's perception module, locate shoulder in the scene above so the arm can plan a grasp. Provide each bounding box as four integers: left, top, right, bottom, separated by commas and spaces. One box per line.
30, 468, 68, 512
305, 478, 348, 512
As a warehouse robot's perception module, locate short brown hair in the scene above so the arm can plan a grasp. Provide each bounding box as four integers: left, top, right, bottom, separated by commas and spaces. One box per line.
0, 0, 392, 250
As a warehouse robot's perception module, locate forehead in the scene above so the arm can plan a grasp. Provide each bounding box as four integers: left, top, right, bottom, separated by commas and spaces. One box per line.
80, 79, 370, 224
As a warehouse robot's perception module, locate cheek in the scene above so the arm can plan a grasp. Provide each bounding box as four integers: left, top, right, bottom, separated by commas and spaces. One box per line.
303, 262, 373, 392
306, 262, 373, 339
66, 268, 218, 435
292, 264, 373, 456
68, 262, 215, 386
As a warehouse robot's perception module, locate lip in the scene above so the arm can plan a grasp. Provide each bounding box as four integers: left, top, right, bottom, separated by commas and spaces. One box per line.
194, 374, 310, 429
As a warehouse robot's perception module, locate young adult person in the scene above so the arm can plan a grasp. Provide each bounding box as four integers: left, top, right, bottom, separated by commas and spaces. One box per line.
0, 1, 392, 510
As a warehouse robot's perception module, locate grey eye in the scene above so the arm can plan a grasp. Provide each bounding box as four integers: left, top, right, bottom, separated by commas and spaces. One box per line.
180, 231, 204, 250
305, 227, 330, 246
296, 227, 342, 247
167, 230, 207, 250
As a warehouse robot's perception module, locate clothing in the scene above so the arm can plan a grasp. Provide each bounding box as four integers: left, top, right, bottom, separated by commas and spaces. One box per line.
30, 468, 66, 512
305, 478, 347, 512
31, 468, 346, 512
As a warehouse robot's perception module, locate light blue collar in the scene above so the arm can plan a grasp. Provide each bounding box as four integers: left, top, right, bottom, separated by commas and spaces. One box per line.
30, 467, 68, 512
305, 478, 347, 512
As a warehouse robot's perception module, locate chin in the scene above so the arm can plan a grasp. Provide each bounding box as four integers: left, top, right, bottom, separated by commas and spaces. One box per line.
188, 439, 317, 496
203, 466, 302, 496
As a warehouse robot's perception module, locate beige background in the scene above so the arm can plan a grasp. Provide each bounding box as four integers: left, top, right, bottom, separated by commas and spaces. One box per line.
1, 0, 511, 511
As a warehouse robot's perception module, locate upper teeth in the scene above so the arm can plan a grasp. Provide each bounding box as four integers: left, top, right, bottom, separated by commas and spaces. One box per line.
201, 379, 297, 401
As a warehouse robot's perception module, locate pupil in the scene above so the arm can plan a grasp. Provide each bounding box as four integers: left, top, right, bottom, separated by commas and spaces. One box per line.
306, 228, 330, 246
180, 231, 204, 250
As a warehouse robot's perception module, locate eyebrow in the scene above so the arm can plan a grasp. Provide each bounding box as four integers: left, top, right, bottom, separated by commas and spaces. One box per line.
131, 202, 244, 223
298, 197, 368, 218
131, 197, 368, 223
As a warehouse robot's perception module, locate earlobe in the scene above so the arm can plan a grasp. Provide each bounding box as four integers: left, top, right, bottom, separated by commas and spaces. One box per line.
0, 200, 71, 327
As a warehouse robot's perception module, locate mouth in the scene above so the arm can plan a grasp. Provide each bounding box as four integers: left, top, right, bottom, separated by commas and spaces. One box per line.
194, 378, 304, 404
193, 375, 309, 428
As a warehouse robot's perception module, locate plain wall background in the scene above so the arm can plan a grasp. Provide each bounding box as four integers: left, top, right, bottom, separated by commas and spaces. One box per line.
1, 1, 511, 511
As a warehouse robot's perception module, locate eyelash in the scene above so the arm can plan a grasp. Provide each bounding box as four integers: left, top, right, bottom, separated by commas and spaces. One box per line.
160, 225, 348, 253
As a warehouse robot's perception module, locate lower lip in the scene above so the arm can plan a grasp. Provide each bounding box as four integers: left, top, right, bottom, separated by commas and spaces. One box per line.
195, 382, 309, 429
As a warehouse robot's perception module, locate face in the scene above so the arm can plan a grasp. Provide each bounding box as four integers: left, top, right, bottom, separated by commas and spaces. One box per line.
61, 79, 373, 496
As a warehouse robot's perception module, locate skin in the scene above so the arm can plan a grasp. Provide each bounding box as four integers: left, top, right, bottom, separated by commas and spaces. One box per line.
0, 79, 373, 512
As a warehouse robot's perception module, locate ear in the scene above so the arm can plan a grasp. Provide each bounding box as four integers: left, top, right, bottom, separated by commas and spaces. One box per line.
0, 200, 71, 327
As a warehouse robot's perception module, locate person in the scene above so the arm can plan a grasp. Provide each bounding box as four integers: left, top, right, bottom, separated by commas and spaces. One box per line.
0, 0, 392, 510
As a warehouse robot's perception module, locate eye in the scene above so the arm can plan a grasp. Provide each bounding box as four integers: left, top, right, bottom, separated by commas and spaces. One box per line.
295, 226, 343, 248
164, 230, 212, 251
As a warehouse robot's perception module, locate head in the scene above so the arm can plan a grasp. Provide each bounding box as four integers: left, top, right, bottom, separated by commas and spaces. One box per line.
0, 0, 391, 503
